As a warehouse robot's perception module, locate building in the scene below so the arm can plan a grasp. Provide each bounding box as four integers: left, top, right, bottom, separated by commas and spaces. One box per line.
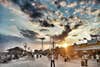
0, 52, 11, 63
7, 47, 25, 59
74, 35, 100, 57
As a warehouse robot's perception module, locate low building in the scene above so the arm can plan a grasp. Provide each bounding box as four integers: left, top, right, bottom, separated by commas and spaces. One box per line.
0, 52, 11, 63
7, 47, 25, 59
74, 35, 100, 57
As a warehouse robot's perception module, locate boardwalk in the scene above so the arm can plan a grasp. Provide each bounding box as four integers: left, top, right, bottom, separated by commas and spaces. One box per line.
0, 56, 100, 67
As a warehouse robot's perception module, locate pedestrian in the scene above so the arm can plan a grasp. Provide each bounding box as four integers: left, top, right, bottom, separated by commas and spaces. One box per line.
31, 53, 35, 60
64, 56, 70, 62
84, 54, 88, 66
96, 54, 99, 63
36, 54, 39, 59
64, 57, 67, 62
81, 59, 85, 67
91, 55, 94, 60
51, 54, 55, 67
81, 55, 85, 67
81, 54, 88, 67
39, 54, 41, 58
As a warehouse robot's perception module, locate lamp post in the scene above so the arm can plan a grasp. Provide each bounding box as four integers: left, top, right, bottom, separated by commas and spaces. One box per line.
39, 37, 45, 51
46, 35, 56, 67
51, 36, 55, 67
38, 37, 45, 58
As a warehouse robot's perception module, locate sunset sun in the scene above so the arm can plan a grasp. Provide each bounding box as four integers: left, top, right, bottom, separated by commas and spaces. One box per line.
63, 43, 69, 48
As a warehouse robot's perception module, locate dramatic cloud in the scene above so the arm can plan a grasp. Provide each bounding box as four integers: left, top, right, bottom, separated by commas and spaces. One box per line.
20, 29, 39, 40
72, 21, 83, 29
39, 20, 55, 27
0, 34, 24, 44
40, 29, 49, 31
0, 34, 24, 51
0, 0, 100, 48
9, 0, 44, 18
54, 24, 72, 41
98, 13, 100, 17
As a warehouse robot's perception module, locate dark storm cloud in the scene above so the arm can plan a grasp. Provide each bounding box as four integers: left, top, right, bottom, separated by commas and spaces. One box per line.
10, 0, 43, 18
54, 0, 67, 9
91, 8, 98, 12
29, 11, 43, 18
54, 24, 72, 41
95, 0, 100, 4
39, 20, 55, 27
77, 0, 100, 4
73, 21, 83, 29
73, 24, 82, 29
69, 15, 74, 19
20, 29, 39, 40
77, 0, 91, 3
98, 13, 100, 17
40, 29, 49, 31
60, 17, 69, 21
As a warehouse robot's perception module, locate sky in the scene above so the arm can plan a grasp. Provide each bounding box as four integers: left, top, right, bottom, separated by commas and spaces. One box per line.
0, 0, 100, 51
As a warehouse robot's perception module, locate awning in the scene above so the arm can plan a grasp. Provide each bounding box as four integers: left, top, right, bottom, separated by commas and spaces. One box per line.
75, 45, 100, 50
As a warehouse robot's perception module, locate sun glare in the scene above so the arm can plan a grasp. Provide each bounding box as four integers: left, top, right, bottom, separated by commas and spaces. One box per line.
63, 43, 69, 48
57, 43, 69, 48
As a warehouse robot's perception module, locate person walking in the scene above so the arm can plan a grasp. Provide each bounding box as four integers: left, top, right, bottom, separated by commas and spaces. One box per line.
96, 54, 99, 63
84, 54, 88, 66
51, 54, 55, 67
64, 56, 70, 62
81, 54, 88, 67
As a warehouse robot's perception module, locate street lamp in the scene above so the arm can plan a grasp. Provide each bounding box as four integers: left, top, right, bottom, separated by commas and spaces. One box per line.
50, 36, 56, 67
39, 37, 45, 51
46, 35, 56, 67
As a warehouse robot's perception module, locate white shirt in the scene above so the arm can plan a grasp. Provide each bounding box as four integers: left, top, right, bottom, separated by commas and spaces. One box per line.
96, 55, 99, 60
51, 54, 54, 60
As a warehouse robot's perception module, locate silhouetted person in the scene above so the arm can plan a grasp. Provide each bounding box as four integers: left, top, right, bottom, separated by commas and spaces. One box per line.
36, 54, 39, 59
81, 54, 88, 66
96, 54, 99, 63
51, 54, 55, 67
64, 58, 67, 62
64, 56, 70, 62
14, 54, 19, 59
40, 54, 42, 58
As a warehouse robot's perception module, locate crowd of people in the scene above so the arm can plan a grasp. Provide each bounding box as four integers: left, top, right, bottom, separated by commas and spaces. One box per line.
81, 53, 100, 66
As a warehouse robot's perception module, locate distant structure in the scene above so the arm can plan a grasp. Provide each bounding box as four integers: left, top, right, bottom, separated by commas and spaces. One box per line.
24, 43, 27, 51
73, 35, 100, 57
7, 47, 25, 59
39, 37, 45, 51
